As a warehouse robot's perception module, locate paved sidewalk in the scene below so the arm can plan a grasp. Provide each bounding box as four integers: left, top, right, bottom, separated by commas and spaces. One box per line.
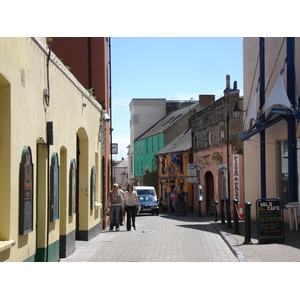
60, 213, 238, 262
211, 216, 300, 262
60, 212, 300, 262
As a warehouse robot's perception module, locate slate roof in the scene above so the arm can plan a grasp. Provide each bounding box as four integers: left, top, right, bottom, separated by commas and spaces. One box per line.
136, 102, 198, 141
157, 128, 192, 155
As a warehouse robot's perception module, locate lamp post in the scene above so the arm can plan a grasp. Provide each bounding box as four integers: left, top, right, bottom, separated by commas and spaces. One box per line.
232, 102, 246, 119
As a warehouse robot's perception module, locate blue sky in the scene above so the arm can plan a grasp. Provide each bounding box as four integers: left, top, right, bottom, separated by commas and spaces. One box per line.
110, 37, 244, 160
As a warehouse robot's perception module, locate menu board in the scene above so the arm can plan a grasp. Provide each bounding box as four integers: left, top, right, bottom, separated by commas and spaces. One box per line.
256, 198, 285, 243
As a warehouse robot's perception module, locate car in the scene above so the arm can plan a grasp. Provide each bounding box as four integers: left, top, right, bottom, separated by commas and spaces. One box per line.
137, 194, 159, 215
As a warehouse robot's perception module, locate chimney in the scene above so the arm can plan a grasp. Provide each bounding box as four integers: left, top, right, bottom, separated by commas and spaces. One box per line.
234, 81, 237, 90
198, 95, 215, 106
226, 75, 230, 89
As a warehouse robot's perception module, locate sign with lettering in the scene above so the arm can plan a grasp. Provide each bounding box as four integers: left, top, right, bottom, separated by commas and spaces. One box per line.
233, 155, 240, 201
187, 163, 197, 176
256, 198, 285, 243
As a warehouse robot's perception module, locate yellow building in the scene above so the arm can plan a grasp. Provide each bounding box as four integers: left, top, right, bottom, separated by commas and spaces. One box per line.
0, 37, 104, 261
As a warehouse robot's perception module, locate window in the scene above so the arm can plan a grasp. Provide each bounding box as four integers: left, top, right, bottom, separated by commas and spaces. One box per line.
277, 139, 300, 205
220, 125, 224, 143
208, 131, 212, 147
278, 141, 288, 205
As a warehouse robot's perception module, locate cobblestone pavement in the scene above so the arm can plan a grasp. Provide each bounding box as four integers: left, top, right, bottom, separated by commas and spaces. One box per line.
60, 213, 238, 262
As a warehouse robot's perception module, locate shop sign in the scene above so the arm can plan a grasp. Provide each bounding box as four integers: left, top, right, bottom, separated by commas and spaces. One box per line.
256, 198, 285, 243
233, 155, 240, 201
188, 177, 199, 183
187, 163, 197, 176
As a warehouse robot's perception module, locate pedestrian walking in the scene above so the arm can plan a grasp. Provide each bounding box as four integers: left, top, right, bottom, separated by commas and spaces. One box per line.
108, 183, 124, 231
119, 185, 125, 226
124, 183, 140, 231
171, 189, 177, 212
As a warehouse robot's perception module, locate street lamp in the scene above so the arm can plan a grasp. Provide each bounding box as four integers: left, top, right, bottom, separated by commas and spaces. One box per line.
232, 102, 245, 119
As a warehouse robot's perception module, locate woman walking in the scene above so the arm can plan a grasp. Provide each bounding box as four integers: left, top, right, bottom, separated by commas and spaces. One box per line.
124, 183, 140, 231
108, 183, 124, 231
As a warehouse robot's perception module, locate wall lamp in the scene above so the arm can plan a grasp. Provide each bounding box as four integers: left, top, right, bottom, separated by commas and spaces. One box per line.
102, 110, 110, 122
232, 102, 246, 119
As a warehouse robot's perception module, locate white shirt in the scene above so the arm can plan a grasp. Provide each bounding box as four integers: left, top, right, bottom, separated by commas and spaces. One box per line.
124, 191, 139, 206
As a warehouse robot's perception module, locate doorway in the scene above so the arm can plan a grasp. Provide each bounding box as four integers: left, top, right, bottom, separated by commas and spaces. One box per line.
205, 171, 214, 215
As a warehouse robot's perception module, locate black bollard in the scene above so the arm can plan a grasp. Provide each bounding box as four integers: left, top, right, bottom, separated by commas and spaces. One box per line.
221, 199, 225, 224
243, 202, 252, 244
214, 200, 218, 222
225, 198, 232, 228
232, 199, 240, 234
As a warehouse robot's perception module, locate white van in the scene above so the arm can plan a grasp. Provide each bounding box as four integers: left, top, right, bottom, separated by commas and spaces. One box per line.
134, 186, 157, 202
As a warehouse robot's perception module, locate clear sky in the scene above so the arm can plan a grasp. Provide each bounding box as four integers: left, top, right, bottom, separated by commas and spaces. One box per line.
110, 37, 244, 160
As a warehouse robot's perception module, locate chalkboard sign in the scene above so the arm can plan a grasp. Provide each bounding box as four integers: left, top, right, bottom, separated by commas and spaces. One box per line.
256, 198, 285, 244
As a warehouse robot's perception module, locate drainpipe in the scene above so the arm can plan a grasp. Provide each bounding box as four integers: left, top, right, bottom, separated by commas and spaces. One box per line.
109, 37, 113, 189
286, 37, 298, 203
259, 37, 266, 199
88, 37, 92, 89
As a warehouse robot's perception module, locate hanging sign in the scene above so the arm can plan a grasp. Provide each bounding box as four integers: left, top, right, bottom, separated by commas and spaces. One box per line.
187, 163, 197, 176
256, 198, 285, 244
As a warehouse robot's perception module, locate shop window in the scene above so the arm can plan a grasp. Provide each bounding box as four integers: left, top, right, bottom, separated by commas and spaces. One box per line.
277, 139, 300, 205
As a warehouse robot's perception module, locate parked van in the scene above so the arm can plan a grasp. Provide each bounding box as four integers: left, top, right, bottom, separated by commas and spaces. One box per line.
134, 186, 157, 201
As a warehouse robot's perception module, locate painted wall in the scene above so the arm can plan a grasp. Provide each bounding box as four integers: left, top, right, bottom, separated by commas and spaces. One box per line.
134, 133, 164, 179
243, 37, 300, 220
0, 37, 103, 261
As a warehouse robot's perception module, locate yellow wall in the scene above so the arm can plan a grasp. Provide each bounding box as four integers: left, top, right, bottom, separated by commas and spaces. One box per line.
0, 37, 103, 261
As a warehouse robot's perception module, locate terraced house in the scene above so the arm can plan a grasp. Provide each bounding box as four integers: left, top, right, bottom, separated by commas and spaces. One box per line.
0, 37, 108, 262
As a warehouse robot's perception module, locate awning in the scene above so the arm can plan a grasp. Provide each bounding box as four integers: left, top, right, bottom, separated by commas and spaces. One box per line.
240, 71, 300, 141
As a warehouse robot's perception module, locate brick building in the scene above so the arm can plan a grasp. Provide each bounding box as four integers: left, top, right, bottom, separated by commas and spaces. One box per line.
191, 76, 244, 216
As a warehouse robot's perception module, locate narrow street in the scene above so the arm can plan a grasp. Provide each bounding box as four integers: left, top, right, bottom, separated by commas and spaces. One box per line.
60, 213, 238, 262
